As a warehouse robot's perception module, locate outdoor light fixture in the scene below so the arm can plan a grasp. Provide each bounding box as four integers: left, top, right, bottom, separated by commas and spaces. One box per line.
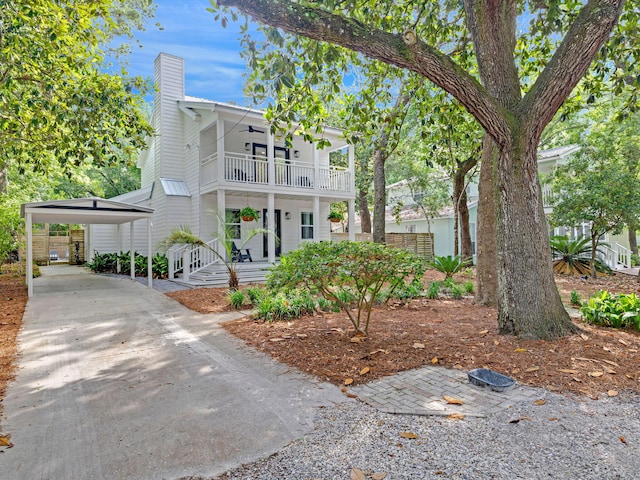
294, 150, 300, 158
245, 142, 251, 151
285, 212, 291, 220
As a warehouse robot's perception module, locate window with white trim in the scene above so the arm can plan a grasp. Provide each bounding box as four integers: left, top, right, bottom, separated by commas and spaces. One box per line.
225, 208, 241, 240
301, 212, 314, 239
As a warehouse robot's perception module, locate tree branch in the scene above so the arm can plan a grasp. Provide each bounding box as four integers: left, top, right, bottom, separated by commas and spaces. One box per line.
521, 0, 625, 139
217, 0, 512, 145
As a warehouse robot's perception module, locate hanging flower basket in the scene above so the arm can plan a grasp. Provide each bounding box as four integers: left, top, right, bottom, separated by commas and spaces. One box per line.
240, 206, 259, 222
327, 211, 343, 223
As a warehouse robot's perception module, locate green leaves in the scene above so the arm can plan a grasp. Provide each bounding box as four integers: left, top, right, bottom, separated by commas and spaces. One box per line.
0, 0, 154, 176
581, 291, 640, 331
267, 241, 424, 335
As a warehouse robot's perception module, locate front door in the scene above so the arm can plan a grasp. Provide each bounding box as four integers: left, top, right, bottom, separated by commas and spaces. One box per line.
263, 209, 282, 257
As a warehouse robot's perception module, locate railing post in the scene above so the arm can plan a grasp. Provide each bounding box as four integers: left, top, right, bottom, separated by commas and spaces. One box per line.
182, 247, 190, 282
168, 249, 175, 279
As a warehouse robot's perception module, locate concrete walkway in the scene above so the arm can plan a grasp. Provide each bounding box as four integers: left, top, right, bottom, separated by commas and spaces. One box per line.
2, 266, 345, 479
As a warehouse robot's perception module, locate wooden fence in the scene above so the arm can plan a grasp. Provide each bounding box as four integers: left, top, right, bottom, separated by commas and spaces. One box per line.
330, 232, 434, 259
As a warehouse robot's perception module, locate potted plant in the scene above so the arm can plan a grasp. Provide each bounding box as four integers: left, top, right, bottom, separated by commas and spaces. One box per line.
327, 210, 343, 223
240, 206, 259, 222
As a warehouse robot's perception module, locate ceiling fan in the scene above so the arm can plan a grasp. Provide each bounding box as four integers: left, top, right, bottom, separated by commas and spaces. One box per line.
239, 125, 265, 134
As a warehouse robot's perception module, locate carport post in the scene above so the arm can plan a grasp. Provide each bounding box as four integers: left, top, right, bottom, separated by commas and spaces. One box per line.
116, 224, 121, 273
26, 212, 33, 297
147, 218, 152, 289
130, 221, 135, 281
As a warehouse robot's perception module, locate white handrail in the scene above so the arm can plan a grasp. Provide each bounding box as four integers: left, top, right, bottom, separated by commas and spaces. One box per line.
167, 244, 188, 279
599, 242, 632, 269
168, 239, 220, 281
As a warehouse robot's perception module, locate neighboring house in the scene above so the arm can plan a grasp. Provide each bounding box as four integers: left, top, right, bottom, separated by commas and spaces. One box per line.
93, 53, 356, 282
358, 144, 632, 268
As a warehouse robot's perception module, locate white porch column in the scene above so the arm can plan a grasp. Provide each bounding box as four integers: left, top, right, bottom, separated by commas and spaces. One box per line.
348, 199, 356, 241
87, 224, 93, 262
116, 224, 121, 273
267, 193, 276, 263
26, 212, 33, 297
313, 196, 320, 242
348, 144, 355, 190
130, 221, 135, 281
147, 218, 153, 289
217, 189, 226, 258
267, 132, 275, 186
313, 147, 319, 192
216, 119, 225, 181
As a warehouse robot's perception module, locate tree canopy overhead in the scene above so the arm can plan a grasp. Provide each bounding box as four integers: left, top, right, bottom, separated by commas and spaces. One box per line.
212, 0, 639, 340
0, 0, 155, 176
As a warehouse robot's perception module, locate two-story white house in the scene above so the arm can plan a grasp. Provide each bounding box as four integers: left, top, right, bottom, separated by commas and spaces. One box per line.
92, 53, 356, 283
366, 144, 632, 269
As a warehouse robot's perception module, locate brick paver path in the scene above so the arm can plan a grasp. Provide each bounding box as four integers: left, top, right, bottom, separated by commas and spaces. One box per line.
350, 366, 542, 417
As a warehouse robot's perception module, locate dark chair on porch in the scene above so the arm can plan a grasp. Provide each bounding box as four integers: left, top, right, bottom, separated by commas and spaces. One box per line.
231, 242, 252, 262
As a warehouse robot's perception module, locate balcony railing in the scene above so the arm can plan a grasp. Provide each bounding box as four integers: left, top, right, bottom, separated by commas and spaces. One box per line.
200, 151, 352, 193
542, 183, 554, 207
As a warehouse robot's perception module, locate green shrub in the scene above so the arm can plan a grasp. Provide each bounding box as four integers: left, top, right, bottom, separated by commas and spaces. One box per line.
429, 255, 471, 279
151, 253, 169, 279
317, 296, 333, 311
254, 289, 317, 322
267, 241, 422, 335
392, 278, 424, 301
570, 290, 582, 306
229, 289, 245, 309
246, 286, 265, 305
450, 284, 464, 299
463, 280, 475, 294
631, 253, 640, 267
426, 281, 440, 299
581, 290, 640, 331
86, 252, 119, 273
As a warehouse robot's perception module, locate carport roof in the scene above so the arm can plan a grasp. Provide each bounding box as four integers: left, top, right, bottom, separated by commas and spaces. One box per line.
21, 197, 154, 225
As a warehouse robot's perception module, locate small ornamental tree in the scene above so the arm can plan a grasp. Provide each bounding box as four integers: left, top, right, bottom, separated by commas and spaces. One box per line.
550, 149, 640, 277
267, 241, 424, 335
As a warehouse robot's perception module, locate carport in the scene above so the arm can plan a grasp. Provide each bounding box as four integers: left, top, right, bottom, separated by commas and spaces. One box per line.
21, 198, 154, 297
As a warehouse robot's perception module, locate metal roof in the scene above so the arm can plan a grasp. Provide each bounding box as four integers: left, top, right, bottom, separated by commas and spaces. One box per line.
21, 197, 154, 225
160, 178, 191, 197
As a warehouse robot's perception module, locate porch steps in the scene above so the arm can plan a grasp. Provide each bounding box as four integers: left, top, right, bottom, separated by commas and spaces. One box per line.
172, 262, 273, 287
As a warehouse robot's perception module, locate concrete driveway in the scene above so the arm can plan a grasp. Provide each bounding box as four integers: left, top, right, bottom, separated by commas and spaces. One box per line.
2, 267, 345, 479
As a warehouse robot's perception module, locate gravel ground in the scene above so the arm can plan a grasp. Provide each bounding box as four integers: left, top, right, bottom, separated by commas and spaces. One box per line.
210, 389, 639, 480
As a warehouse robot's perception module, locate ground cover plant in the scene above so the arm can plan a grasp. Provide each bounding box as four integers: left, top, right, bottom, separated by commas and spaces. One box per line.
581, 291, 640, 331
85, 251, 169, 278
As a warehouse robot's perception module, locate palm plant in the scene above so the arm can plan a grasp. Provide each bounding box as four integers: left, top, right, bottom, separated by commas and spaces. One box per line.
429, 255, 470, 280
549, 236, 609, 276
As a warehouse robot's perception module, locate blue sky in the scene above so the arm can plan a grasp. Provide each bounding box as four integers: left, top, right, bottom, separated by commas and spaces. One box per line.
125, 0, 253, 105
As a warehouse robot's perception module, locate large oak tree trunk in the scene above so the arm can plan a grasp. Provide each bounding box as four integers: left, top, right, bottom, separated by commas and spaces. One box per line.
495, 138, 577, 338
474, 134, 498, 306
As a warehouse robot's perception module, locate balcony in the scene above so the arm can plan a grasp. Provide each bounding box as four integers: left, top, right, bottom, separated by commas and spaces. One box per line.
200, 151, 353, 195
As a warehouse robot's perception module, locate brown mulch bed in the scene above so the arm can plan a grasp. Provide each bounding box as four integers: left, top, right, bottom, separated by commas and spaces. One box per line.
169, 271, 640, 399
0, 264, 28, 426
